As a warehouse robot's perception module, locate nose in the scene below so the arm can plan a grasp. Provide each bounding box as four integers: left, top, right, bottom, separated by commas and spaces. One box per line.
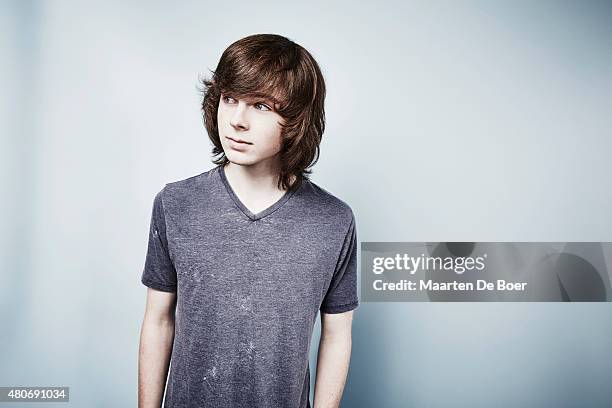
230, 101, 249, 131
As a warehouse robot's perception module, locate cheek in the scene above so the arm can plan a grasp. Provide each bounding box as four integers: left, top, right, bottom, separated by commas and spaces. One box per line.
250, 117, 281, 139
217, 105, 228, 127
262, 122, 283, 150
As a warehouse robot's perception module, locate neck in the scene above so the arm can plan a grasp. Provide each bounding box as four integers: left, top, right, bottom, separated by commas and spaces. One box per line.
223, 160, 292, 194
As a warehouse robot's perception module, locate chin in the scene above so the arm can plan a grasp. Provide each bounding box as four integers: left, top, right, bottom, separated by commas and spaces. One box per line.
225, 152, 258, 166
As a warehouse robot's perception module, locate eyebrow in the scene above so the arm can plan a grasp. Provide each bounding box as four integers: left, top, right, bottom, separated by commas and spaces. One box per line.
248, 96, 276, 105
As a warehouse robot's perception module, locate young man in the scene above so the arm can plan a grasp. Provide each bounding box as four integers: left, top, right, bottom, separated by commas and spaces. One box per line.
138, 34, 359, 408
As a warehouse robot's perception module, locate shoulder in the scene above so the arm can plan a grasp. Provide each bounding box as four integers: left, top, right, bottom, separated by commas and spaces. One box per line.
163, 167, 215, 194
156, 167, 218, 211
299, 178, 356, 227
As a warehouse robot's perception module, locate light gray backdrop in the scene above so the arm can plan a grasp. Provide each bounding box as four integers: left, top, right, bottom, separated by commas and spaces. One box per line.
2, 0, 611, 407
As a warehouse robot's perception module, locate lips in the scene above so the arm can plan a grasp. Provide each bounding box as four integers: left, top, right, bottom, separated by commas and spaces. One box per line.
226, 136, 252, 145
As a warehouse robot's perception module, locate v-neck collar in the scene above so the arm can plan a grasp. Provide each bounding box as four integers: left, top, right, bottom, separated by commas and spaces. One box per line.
218, 164, 297, 221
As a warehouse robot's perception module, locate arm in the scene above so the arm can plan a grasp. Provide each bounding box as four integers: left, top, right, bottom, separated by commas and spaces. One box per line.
138, 287, 177, 408
313, 310, 354, 408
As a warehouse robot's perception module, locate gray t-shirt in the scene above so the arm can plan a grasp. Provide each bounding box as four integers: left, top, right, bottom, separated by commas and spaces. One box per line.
141, 164, 359, 408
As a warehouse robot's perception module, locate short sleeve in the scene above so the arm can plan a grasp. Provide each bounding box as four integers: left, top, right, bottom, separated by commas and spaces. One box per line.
320, 212, 359, 314
141, 188, 177, 292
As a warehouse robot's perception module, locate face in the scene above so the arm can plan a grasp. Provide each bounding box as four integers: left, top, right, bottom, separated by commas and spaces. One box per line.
217, 93, 285, 168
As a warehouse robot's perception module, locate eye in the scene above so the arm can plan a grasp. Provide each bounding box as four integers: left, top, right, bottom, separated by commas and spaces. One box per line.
222, 95, 236, 104
254, 102, 271, 111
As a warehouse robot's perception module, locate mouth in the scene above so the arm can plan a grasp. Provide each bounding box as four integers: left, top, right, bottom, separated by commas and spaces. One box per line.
226, 136, 252, 145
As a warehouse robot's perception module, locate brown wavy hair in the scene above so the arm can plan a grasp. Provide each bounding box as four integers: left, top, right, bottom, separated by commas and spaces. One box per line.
198, 33, 326, 192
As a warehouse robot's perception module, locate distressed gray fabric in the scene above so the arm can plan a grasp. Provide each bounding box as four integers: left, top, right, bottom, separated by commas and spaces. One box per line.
141, 164, 359, 408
